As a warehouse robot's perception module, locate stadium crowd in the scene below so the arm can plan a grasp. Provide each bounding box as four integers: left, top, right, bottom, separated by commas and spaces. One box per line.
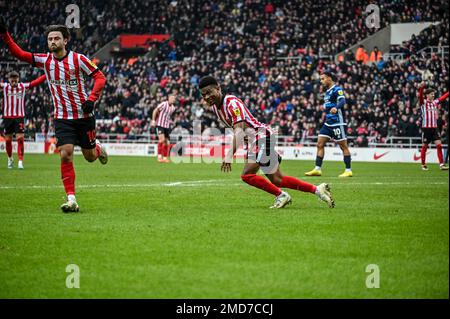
1, 0, 448, 60
1, 0, 449, 146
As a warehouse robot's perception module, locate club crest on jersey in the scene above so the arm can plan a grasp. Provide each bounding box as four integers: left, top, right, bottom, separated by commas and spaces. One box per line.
338, 90, 344, 95
233, 108, 241, 116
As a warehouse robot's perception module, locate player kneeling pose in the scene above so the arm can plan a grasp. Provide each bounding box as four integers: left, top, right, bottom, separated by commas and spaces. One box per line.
199, 75, 334, 209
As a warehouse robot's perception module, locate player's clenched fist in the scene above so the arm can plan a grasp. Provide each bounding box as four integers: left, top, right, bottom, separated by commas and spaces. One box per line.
82, 100, 95, 113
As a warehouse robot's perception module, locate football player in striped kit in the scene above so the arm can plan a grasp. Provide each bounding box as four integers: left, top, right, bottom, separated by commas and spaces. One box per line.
1, 19, 108, 213
418, 82, 449, 171
1, 71, 46, 169
199, 75, 334, 209
151, 93, 177, 163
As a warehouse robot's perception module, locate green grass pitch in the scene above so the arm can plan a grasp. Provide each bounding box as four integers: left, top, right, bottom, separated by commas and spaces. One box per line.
0, 154, 448, 298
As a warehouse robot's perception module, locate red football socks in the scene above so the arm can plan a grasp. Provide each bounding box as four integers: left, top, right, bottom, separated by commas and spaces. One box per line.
17, 137, 24, 161
164, 144, 170, 157
421, 144, 428, 165
437, 144, 444, 164
157, 142, 163, 157
5, 139, 12, 157
241, 174, 282, 196
279, 176, 317, 194
61, 161, 75, 196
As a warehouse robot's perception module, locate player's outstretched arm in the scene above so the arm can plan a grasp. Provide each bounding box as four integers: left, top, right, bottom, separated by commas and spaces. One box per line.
438, 91, 449, 103
28, 74, 46, 88
0, 17, 33, 64
418, 83, 425, 105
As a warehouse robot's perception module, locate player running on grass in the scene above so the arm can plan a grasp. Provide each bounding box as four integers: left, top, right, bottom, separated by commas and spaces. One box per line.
199, 75, 334, 209
151, 93, 177, 163
418, 82, 449, 171
1, 71, 46, 169
1, 19, 108, 213
305, 71, 353, 177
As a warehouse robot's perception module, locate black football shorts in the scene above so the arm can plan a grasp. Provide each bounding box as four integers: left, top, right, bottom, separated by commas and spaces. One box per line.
422, 128, 440, 144
3, 117, 25, 135
54, 117, 97, 149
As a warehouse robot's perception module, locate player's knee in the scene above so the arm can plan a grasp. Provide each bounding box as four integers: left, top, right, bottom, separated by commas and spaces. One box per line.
60, 149, 73, 162
241, 174, 255, 183
60, 154, 72, 163
271, 176, 282, 187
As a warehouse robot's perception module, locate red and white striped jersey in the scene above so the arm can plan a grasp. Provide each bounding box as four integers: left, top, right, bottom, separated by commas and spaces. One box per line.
420, 99, 441, 128
155, 101, 176, 128
32, 51, 98, 120
1, 82, 30, 118
212, 94, 273, 133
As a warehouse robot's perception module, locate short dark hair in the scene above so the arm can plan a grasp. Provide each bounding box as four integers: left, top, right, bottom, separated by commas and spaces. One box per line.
199, 76, 219, 89
322, 70, 336, 81
8, 71, 19, 78
424, 88, 436, 95
45, 25, 71, 41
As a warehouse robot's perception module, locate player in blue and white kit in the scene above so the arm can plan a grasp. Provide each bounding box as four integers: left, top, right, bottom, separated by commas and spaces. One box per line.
305, 71, 353, 177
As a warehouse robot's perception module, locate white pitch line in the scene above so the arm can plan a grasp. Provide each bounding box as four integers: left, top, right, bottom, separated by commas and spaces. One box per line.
0, 180, 238, 190
0, 180, 447, 190
339, 182, 448, 185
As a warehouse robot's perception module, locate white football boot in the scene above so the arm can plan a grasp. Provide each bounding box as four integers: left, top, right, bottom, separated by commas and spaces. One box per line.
270, 191, 292, 209
7, 157, 13, 169
96, 139, 108, 165
60, 199, 80, 213
316, 183, 335, 208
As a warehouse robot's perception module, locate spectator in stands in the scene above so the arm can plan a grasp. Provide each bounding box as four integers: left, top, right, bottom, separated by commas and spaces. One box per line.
0, 0, 448, 146
355, 45, 369, 64
370, 46, 383, 62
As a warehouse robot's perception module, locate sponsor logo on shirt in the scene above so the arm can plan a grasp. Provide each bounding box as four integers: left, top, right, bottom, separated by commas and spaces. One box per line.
50, 79, 79, 86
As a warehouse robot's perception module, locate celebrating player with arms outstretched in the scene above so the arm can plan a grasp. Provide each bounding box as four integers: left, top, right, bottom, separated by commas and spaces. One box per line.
418, 82, 449, 170
305, 71, 353, 177
1, 19, 108, 213
199, 75, 334, 209
1, 71, 46, 169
